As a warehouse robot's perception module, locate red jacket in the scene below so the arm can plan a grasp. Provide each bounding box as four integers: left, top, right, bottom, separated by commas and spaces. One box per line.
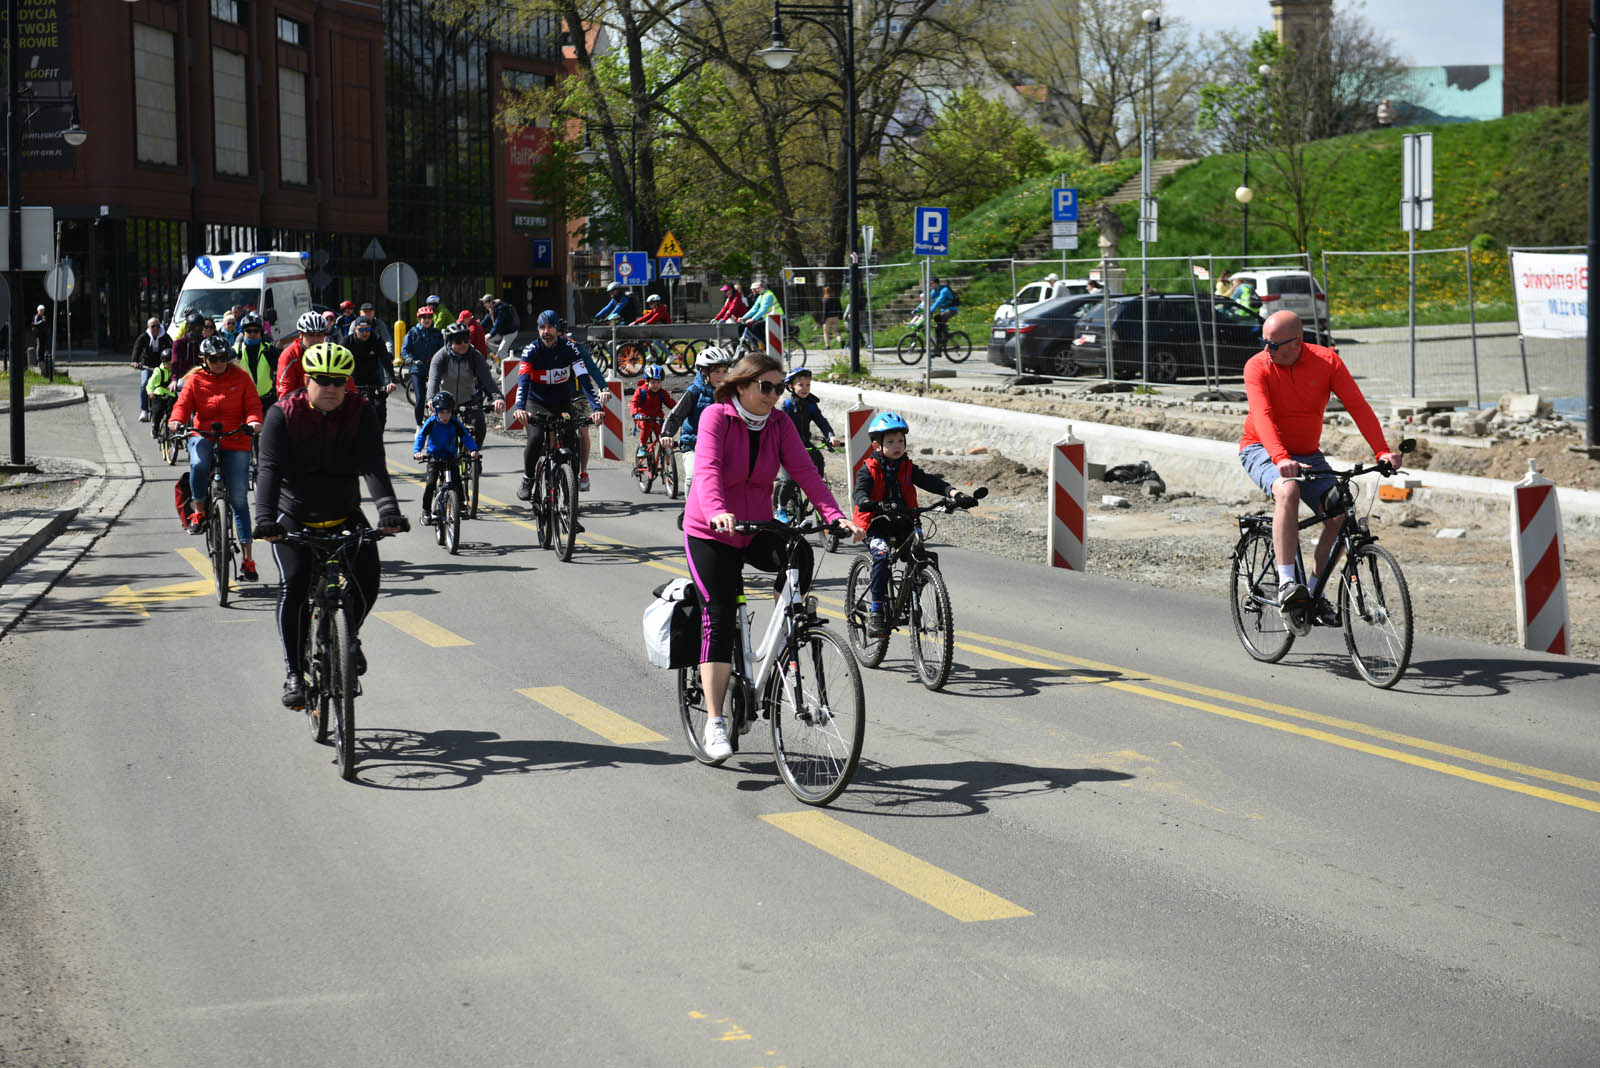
711, 293, 747, 322
852, 453, 919, 530
171, 365, 264, 450
457, 312, 490, 357
631, 306, 672, 326
630, 382, 674, 419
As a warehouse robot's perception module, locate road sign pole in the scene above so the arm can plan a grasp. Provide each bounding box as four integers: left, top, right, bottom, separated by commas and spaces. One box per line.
923, 258, 932, 390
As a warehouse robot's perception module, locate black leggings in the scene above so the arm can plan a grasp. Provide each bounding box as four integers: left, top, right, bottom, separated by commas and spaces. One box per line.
519, 401, 560, 477
685, 532, 814, 665
271, 518, 382, 674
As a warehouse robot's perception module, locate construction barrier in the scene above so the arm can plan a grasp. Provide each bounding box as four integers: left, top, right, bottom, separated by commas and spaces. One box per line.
601, 381, 625, 461
500, 356, 521, 430
765, 312, 785, 364
1510, 460, 1569, 654
1048, 426, 1086, 570
845, 396, 876, 489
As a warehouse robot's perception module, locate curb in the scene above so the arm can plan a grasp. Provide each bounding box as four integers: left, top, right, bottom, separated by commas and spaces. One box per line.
0, 384, 89, 415
0, 507, 80, 584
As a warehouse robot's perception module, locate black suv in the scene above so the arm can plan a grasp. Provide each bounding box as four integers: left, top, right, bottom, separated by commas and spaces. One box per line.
1070, 294, 1265, 382
986, 294, 1106, 376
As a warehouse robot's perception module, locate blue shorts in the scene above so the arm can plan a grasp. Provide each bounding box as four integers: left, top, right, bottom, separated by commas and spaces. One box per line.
1239, 444, 1336, 511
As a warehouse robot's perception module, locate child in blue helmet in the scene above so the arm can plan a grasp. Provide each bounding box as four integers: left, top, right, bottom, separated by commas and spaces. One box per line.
852, 412, 958, 637
413, 390, 480, 524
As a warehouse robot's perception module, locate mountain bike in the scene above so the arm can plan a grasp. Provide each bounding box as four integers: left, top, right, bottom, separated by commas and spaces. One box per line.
896, 317, 972, 365
184, 422, 255, 607
421, 453, 470, 555
153, 400, 181, 464
281, 526, 396, 781
454, 399, 487, 518
526, 410, 581, 562
771, 441, 840, 553
677, 520, 865, 805
631, 415, 680, 498
1228, 440, 1416, 688
844, 489, 986, 690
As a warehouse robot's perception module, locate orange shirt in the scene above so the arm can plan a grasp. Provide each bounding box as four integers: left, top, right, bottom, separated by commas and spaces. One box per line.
1240, 341, 1390, 463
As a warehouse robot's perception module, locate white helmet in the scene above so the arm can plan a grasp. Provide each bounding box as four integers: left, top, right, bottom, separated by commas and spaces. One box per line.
646, 293, 662, 304
695, 345, 735, 369
297, 311, 327, 335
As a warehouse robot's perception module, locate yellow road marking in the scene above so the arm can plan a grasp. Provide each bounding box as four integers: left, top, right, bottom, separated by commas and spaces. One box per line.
761, 811, 1032, 922
517, 685, 667, 745
371, 610, 473, 648
175, 546, 213, 580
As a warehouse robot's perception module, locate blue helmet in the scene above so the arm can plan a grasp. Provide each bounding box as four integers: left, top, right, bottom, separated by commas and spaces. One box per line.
537, 309, 561, 328
867, 411, 909, 437
642, 364, 665, 380
784, 365, 813, 386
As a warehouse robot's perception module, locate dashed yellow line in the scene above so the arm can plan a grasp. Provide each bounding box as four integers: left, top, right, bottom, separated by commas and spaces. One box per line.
372, 610, 473, 648
517, 685, 667, 745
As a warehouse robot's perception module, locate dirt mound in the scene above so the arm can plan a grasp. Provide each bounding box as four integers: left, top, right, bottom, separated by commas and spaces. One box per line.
922, 452, 1043, 497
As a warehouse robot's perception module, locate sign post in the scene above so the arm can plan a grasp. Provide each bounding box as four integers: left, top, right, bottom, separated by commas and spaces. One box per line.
1401, 132, 1434, 396
913, 207, 949, 389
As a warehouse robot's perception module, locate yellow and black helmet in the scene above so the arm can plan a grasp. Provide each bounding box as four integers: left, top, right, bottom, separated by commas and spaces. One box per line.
301, 342, 355, 378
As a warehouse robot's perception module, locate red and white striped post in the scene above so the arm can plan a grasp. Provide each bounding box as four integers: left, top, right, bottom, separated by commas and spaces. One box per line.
500, 355, 521, 431
1510, 460, 1569, 654
845, 395, 876, 490
765, 312, 785, 364
1048, 426, 1086, 570
600, 381, 625, 462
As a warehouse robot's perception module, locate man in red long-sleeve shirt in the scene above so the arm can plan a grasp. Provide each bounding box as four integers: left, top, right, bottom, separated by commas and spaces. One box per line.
1239, 310, 1399, 618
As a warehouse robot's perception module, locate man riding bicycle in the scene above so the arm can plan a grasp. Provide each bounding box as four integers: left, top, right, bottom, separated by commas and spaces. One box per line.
345, 316, 396, 430
594, 281, 634, 324
401, 305, 444, 426
512, 310, 604, 500
169, 334, 265, 576
1240, 309, 1399, 624
426, 320, 507, 446
911, 276, 959, 349
735, 278, 782, 352
233, 312, 278, 409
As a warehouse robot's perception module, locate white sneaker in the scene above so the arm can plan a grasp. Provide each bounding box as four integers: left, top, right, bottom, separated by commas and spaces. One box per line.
138, 411, 151, 422
703, 717, 733, 762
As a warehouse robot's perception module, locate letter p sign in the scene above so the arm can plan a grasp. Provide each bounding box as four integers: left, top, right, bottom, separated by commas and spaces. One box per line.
913, 206, 950, 257
1053, 187, 1079, 222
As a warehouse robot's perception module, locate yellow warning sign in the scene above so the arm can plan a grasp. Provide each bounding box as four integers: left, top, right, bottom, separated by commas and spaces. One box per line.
656, 231, 684, 258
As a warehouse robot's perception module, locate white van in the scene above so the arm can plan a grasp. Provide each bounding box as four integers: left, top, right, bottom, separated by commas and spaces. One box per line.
1229, 268, 1329, 341
170, 251, 313, 340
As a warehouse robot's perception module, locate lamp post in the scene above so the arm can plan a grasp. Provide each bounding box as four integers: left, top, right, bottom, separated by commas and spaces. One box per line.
758, 0, 861, 374
575, 115, 638, 255
1234, 63, 1271, 263
1138, 7, 1160, 383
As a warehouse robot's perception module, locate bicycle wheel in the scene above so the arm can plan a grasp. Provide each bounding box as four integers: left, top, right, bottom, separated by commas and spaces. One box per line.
531, 462, 552, 550
441, 486, 461, 555
209, 493, 231, 607
662, 445, 680, 499
768, 627, 865, 805
786, 338, 807, 369
677, 666, 723, 765
844, 555, 887, 668
469, 456, 482, 519
553, 462, 579, 562
330, 606, 358, 780
1340, 543, 1413, 688
944, 331, 973, 363
896, 333, 925, 365
667, 341, 697, 375
909, 565, 955, 691
305, 607, 329, 743
616, 342, 645, 377
635, 446, 655, 493
1229, 528, 1295, 663
159, 429, 173, 465
401, 372, 416, 409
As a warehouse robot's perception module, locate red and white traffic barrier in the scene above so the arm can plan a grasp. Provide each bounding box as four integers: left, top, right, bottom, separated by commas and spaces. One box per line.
500, 355, 521, 430
845, 396, 876, 489
765, 312, 785, 364
1511, 460, 1569, 654
1048, 426, 1086, 570
601, 381, 625, 461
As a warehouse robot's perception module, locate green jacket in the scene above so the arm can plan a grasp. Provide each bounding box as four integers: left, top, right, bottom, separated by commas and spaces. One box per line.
234, 338, 278, 399
146, 363, 177, 399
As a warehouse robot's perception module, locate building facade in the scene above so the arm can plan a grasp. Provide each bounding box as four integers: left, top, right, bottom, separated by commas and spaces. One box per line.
1503, 0, 1590, 114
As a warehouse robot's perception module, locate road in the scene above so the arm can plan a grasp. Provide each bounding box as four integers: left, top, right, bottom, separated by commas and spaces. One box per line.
2, 373, 1597, 1067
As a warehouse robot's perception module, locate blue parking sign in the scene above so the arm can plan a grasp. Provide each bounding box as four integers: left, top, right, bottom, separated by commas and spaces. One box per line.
531, 238, 553, 268
1052, 187, 1079, 222
613, 251, 647, 284
913, 206, 949, 256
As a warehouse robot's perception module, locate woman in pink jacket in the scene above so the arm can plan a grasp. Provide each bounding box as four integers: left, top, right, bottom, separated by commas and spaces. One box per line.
682, 352, 861, 761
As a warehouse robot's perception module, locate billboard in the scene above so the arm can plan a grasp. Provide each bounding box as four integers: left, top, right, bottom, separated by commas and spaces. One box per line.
1511, 252, 1587, 340
0, 0, 77, 171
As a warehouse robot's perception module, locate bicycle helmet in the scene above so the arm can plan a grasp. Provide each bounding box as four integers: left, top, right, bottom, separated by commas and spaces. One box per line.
695, 345, 735, 369
199, 335, 233, 360
425, 294, 443, 306
536, 309, 561, 328
442, 321, 471, 342
185, 310, 207, 328
645, 293, 662, 305
642, 364, 665, 380
296, 310, 328, 335
431, 390, 456, 411
606, 281, 623, 293
867, 411, 909, 438
301, 342, 355, 379
784, 365, 812, 386
238, 312, 263, 331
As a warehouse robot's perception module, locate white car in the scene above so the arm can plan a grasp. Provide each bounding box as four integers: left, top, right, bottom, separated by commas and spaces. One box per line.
994, 277, 1093, 324
1229, 268, 1329, 341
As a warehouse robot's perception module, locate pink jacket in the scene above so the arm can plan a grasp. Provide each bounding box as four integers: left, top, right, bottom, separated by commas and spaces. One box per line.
682, 401, 845, 547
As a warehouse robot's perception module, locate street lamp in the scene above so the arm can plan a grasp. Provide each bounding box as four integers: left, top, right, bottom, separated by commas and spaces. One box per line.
574, 118, 638, 255
1237, 63, 1270, 263
758, 0, 862, 374
1138, 8, 1160, 382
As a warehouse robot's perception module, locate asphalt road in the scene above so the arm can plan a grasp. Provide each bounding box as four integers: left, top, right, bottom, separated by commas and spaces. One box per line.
1, 373, 1596, 1067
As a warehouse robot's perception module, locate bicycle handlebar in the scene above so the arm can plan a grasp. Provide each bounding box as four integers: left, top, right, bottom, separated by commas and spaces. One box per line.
873, 486, 988, 518
734, 518, 849, 537
182, 422, 256, 440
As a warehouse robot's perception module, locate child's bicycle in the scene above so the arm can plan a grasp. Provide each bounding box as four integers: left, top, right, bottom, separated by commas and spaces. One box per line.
844, 488, 987, 691
631, 415, 680, 498
1228, 440, 1416, 688
677, 520, 865, 805
771, 441, 841, 553
419, 452, 472, 555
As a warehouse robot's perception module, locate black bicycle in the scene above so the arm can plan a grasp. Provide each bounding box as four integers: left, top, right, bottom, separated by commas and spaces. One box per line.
525, 410, 581, 561
1229, 440, 1416, 688
153, 400, 182, 465
845, 489, 986, 691
280, 526, 396, 781
632, 416, 680, 498
896, 316, 972, 365
454, 399, 487, 518
421, 453, 471, 555
185, 422, 255, 607
771, 441, 840, 553
357, 383, 390, 434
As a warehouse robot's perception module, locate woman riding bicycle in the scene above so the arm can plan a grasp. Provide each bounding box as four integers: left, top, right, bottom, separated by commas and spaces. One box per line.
681, 352, 862, 761
169, 334, 264, 575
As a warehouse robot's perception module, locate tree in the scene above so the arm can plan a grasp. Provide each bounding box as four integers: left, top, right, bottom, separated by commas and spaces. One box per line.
883, 89, 1053, 219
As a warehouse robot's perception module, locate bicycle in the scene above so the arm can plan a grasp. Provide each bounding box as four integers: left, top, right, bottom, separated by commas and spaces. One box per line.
184, 422, 256, 607
1228, 440, 1417, 688
676, 520, 866, 805
281, 526, 395, 781
420, 452, 470, 555
153, 401, 182, 465
771, 441, 841, 553
357, 383, 390, 434
631, 415, 680, 498
523, 409, 582, 562
844, 489, 986, 690
731, 325, 807, 369
454, 399, 487, 518
895, 316, 972, 365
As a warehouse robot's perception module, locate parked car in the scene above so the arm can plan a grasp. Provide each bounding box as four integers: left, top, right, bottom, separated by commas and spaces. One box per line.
993, 276, 1094, 324
1229, 268, 1329, 341
1070, 294, 1266, 382
987, 294, 1107, 375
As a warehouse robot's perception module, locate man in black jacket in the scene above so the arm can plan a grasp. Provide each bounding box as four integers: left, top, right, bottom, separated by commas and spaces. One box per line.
130, 316, 172, 422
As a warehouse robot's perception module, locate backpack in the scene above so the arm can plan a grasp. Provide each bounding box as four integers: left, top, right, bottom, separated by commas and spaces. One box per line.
642, 578, 702, 669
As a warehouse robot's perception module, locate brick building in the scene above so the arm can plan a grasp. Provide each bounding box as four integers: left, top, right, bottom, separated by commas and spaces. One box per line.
1503, 0, 1590, 114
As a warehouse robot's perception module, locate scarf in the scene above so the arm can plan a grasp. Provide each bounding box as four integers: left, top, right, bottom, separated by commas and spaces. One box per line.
731, 395, 769, 431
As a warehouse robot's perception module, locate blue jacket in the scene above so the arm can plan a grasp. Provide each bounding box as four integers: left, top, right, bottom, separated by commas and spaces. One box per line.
595, 293, 634, 322
413, 415, 479, 458
664, 372, 717, 446
486, 303, 519, 337
515, 336, 603, 414
402, 324, 443, 370
780, 393, 835, 443
929, 285, 958, 314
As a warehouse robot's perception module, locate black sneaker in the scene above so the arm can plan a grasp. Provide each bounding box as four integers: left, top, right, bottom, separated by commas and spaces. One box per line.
1311, 598, 1340, 627
516, 477, 533, 501
867, 610, 889, 638
281, 672, 306, 709
354, 641, 367, 676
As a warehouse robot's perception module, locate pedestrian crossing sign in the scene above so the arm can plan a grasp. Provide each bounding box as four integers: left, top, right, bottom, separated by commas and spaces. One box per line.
657, 257, 682, 279
656, 231, 684, 258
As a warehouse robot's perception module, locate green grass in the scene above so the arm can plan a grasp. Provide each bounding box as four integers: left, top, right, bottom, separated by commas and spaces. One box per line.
0, 368, 81, 391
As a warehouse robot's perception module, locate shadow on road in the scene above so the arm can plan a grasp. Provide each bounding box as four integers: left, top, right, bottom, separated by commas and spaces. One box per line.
864, 659, 1124, 700
349, 727, 690, 790
1400, 655, 1600, 698
829, 758, 1136, 818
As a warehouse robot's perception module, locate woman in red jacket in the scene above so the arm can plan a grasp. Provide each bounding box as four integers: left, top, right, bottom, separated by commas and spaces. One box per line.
710, 283, 747, 323
170, 335, 265, 578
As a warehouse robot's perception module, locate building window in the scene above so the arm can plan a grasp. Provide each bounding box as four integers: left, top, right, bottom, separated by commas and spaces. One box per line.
276, 16, 304, 46
211, 0, 241, 22
279, 68, 309, 186
212, 49, 250, 176
132, 23, 178, 166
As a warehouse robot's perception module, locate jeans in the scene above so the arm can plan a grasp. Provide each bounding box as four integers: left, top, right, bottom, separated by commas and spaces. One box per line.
187, 438, 252, 544
138, 369, 153, 412
865, 517, 912, 604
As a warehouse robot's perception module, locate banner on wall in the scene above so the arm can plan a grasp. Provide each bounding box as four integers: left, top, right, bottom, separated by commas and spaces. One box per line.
505, 126, 552, 205
1510, 251, 1587, 340
0, 0, 77, 171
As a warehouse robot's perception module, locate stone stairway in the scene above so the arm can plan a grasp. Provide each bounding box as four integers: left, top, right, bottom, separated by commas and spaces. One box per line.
873, 274, 977, 322
1013, 158, 1194, 262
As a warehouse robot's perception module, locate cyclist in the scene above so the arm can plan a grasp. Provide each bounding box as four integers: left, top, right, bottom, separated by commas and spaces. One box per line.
455, 308, 490, 358
335, 300, 359, 339
251, 342, 408, 709
631, 292, 671, 326
681, 352, 860, 761
629, 363, 673, 457
853, 412, 962, 637
662, 345, 733, 452
427, 320, 507, 446
131, 316, 171, 423
145, 357, 179, 440
345, 316, 396, 430
735, 278, 782, 352
169, 335, 265, 579
1240, 309, 1399, 623
356, 302, 388, 347
275, 310, 333, 399
413, 391, 481, 526
170, 311, 215, 382
911, 276, 959, 350
772, 365, 843, 523
400, 305, 444, 426
593, 281, 634, 324
233, 312, 278, 410
511, 309, 604, 501
710, 282, 747, 324
483, 294, 521, 360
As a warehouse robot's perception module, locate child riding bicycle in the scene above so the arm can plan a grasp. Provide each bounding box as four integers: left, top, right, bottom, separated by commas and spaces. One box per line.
630, 364, 674, 450
774, 365, 842, 523
413, 390, 480, 526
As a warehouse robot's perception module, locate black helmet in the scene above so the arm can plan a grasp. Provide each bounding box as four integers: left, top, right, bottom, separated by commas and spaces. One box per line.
238, 312, 263, 331
200, 335, 233, 360
431, 390, 456, 411
442, 321, 471, 342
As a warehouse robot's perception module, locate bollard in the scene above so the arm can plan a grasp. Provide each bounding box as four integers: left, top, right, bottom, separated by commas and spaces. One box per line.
1048, 425, 1087, 570
766, 312, 785, 365
392, 320, 406, 375
500, 355, 521, 431
601, 381, 625, 462
1510, 459, 1569, 654
845, 394, 876, 489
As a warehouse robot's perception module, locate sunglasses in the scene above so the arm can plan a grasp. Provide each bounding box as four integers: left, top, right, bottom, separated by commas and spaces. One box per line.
242, 327, 262, 334
751, 379, 783, 396
1261, 335, 1302, 352
308, 373, 348, 387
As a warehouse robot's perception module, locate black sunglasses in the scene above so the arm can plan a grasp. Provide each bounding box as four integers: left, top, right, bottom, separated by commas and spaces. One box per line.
308, 373, 348, 387
1260, 334, 1303, 352
752, 379, 782, 395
